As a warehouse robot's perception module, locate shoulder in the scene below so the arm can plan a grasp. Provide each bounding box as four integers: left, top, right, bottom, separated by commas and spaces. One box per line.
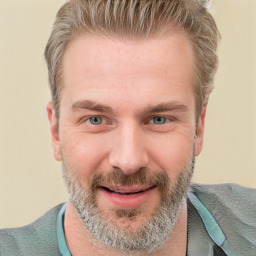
189, 183, 256, 216
189, 183, 256, 255
0, 203, 64, 256
190, 183, 256, 207
189, 183, 256, 224
190, 182, 256, 198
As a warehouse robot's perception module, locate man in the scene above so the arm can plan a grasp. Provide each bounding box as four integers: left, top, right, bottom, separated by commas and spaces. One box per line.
0, 0, 255, 255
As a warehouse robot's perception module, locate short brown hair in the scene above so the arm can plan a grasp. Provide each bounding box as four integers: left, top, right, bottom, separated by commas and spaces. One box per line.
45, 0, 220, 119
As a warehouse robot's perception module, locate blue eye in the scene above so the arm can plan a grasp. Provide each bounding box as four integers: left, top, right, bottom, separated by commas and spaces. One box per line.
89, 117, 102, 125
152, 116, 167, 124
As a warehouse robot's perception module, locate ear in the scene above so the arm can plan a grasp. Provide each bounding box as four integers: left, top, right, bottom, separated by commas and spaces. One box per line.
46, 102, 62, 161
194, 107, 207, 156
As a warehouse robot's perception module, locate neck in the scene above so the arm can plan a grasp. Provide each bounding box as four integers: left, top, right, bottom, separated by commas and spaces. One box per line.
64, 201, 188, 256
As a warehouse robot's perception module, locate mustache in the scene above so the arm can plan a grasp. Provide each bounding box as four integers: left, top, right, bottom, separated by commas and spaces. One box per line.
89, 168, 171, 193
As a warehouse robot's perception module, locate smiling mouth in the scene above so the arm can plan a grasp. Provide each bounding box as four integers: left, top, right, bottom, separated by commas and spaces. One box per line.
100, 185, 157, 195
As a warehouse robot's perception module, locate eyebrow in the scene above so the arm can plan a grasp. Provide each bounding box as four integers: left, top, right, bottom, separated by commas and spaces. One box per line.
72, 100, 114, 113
143, 102, 189, 114
72, 99, 188, 115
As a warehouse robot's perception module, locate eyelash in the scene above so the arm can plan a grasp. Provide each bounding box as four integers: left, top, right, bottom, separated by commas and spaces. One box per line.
81, 116, 111, 125
80, 115, 177, 125
147, 115, 177, 124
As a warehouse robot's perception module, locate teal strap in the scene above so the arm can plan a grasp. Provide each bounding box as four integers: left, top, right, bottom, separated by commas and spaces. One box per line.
188, 192, 225, 246
188, 192, 236, 256
57, 203, 72, 256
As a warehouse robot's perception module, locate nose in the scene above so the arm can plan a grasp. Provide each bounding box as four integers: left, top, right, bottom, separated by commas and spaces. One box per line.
109, 123, 149, 175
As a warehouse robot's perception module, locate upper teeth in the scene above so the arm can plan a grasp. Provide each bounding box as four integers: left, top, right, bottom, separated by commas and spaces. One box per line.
103, 187, 149, 194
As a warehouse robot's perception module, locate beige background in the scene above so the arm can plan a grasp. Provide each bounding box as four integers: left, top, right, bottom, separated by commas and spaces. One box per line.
0, 0, 255, 228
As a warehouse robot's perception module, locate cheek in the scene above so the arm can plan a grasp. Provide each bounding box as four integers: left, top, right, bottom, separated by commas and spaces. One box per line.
147, 133, 194, 179
60, 132, 109, 180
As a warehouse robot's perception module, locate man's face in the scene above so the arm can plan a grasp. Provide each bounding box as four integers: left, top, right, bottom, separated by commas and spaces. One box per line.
47, 33, 205, 251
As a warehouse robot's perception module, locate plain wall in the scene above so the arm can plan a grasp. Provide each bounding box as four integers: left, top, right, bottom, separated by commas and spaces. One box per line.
0, 0, 255, 228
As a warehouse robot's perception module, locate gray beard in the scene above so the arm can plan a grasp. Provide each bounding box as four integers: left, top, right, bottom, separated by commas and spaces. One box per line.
62, 156, 194, 254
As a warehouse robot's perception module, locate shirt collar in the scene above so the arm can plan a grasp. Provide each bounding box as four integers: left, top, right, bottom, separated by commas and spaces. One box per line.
57, 203, 71, 256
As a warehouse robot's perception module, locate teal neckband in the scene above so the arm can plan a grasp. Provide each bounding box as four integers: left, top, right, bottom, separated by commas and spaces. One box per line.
188, 192, 225, 246
188, 192, 235, 256
57, 203, 72, 256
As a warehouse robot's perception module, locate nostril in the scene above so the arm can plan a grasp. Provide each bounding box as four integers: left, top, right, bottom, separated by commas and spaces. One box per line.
108, 136, 149, 174
109, 156, 150, 175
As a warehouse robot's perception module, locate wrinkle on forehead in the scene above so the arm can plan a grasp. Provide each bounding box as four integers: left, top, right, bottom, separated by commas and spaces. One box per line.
62, 32, 194, 88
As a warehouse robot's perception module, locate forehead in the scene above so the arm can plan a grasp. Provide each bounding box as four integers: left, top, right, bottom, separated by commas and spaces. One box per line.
61, 33, 195, 111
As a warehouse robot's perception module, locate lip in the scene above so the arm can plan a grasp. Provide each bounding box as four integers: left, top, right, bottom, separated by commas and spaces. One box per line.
98, 185, 157, 208
101, 185, 154, 194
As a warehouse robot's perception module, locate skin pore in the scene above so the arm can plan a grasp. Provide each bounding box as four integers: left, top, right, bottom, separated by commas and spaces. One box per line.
47, 32, 206, 255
